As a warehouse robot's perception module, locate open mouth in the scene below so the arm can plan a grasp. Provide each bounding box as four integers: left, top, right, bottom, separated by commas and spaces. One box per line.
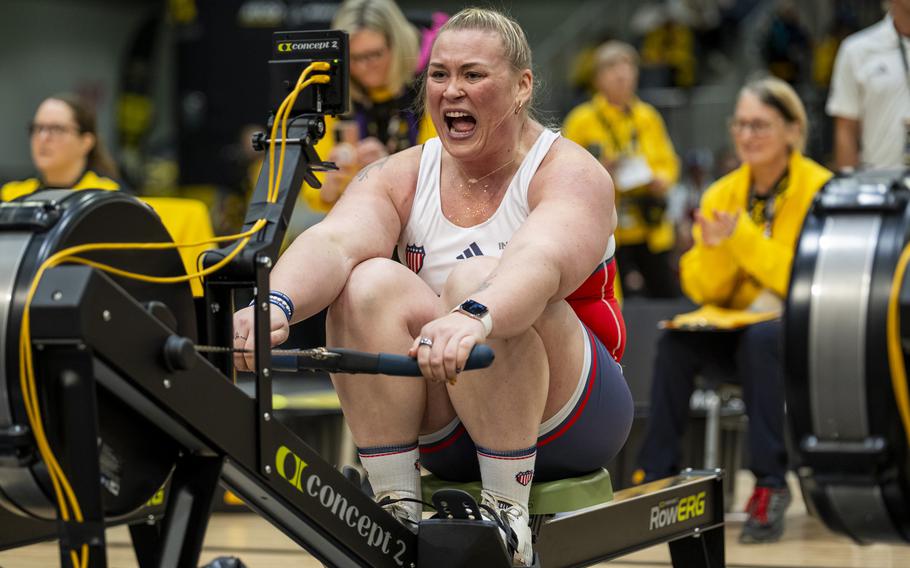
444, 111, 476, 139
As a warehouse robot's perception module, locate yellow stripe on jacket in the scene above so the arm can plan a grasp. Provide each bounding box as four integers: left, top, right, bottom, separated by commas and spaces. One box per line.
0, 170, 119, 201
1, 172, 214, 297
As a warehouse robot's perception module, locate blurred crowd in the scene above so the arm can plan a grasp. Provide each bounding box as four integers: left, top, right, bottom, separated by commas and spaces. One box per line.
4, 0, 884, 296
0, 3, 879, 225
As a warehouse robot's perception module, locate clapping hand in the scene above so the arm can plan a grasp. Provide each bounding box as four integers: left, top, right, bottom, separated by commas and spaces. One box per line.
695, 209, 739, 247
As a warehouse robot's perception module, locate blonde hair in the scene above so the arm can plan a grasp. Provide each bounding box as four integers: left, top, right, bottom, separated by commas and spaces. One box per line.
594, 40, 639, 70
332, 0, 419, 102
439, 8, 532, 73
741, 76, 808, 152
418, 7, 537, 119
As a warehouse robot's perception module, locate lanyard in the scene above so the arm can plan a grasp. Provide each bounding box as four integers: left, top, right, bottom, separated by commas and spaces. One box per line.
748, 169, 789, 236
594, 106, 638, 155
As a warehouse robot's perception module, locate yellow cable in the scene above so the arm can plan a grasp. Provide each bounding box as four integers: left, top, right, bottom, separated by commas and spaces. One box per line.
63, 234, 254, 284
268, 62, 330, 203
16, 230, 257, 566
17, 227, 260, 567
16, 217, 266, 515
19, 264, 80, 519
15, 60, 332, 564
273, 75, 331, 204
887, 241, 910, 449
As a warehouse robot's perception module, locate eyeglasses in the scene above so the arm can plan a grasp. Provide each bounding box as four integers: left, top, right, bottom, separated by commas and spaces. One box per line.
28, 122, 81, 138
728, 118, 774, 137
351, 46, 388, 66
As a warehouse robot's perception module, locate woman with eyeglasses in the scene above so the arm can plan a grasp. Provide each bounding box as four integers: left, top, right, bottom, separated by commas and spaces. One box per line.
1, 93, 120, 201
303, 0, 437, 212
1, 94, 216, 298
633, 77, 832, 544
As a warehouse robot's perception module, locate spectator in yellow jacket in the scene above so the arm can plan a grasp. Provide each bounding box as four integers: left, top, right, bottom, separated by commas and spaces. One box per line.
563, 41, 681, 298
303, 0, 436, 213
1, 93, 213, 297
635, 77, 832, 544
1, 93, 120, 201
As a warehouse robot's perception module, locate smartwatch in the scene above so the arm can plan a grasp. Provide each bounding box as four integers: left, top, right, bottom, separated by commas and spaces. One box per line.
452, 299, 493, 336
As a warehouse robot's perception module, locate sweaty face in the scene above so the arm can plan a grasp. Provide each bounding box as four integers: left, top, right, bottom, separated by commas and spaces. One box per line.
30, 99, 92, 177
426, 29, 530, 160
350, 29, 392, 91
729, 92, 796, 169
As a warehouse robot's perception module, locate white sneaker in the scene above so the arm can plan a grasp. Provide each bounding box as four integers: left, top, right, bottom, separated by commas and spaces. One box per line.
480, 490, 533, 566
376, 490, 420, 533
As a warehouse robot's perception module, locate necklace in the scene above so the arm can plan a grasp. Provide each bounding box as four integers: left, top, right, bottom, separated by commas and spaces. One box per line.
447, 158, 515, 225
454, 156, 517, 191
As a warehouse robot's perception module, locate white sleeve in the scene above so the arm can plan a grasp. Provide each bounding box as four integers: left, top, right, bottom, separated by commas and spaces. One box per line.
826, 38, 861, 120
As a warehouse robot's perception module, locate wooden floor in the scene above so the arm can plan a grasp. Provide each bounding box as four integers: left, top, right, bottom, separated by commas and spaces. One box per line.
2, 472, 909, 568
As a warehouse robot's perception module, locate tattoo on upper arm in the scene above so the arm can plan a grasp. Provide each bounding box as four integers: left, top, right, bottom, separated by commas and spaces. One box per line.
356, 157, 390, 182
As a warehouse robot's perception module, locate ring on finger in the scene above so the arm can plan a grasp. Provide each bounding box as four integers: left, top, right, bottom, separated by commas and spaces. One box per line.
234, 333, 248, 341
418, 337, 433, 348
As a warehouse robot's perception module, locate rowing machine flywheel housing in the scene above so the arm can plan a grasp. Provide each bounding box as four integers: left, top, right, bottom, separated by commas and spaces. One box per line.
0, 191, 190, 520
785, 169, 910, 543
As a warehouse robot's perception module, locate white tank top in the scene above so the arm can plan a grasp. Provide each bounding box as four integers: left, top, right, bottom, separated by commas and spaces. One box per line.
397, 129, 615, 294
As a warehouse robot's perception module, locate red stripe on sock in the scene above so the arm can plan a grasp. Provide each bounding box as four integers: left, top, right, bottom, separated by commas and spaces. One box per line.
476, 451, 537, 460
358, 449, 414, 458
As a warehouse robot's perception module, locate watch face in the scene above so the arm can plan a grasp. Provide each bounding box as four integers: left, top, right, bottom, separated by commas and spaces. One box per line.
461, 299, 488, 316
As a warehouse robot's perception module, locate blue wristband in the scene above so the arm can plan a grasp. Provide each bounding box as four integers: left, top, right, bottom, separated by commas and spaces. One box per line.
269, 290, 295, 321
249, 290, 295, 322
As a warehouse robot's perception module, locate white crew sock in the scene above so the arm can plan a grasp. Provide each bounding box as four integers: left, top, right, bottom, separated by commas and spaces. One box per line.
476, 444, 537, 508
358, 442, 421, 523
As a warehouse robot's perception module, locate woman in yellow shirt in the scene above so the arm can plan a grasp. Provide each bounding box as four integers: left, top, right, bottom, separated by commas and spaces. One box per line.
563, 41, 681, 298
303, 0, 436, 213
2, 94, 213, 297
634, 77, 832, 544
1, 93, 120, 201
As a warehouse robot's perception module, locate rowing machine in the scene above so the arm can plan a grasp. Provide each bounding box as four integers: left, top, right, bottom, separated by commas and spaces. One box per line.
0, 28, 726, 568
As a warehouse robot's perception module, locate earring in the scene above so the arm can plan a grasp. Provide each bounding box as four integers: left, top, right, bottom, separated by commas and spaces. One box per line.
515, 101, 523, 115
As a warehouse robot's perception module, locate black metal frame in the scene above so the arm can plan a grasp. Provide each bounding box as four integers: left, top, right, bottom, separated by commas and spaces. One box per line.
28, 263, 417, 568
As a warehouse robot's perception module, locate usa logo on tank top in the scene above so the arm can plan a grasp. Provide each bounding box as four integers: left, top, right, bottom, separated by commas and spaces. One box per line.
405, 244, 426, 274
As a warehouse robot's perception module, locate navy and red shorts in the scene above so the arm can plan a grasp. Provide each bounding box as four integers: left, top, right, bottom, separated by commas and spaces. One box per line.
418, 321, 634, 482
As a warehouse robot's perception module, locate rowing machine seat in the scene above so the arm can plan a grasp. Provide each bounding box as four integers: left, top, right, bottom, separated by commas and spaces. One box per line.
421, 468, 613, 516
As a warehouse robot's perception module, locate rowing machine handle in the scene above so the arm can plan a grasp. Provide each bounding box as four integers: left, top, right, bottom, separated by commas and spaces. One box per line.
271, 344, 495, 375
373, 344, 495, 376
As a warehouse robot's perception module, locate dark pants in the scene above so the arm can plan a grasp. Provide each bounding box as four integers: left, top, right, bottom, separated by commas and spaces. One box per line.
615, 244, 680, 299
636, 320, 788, 485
